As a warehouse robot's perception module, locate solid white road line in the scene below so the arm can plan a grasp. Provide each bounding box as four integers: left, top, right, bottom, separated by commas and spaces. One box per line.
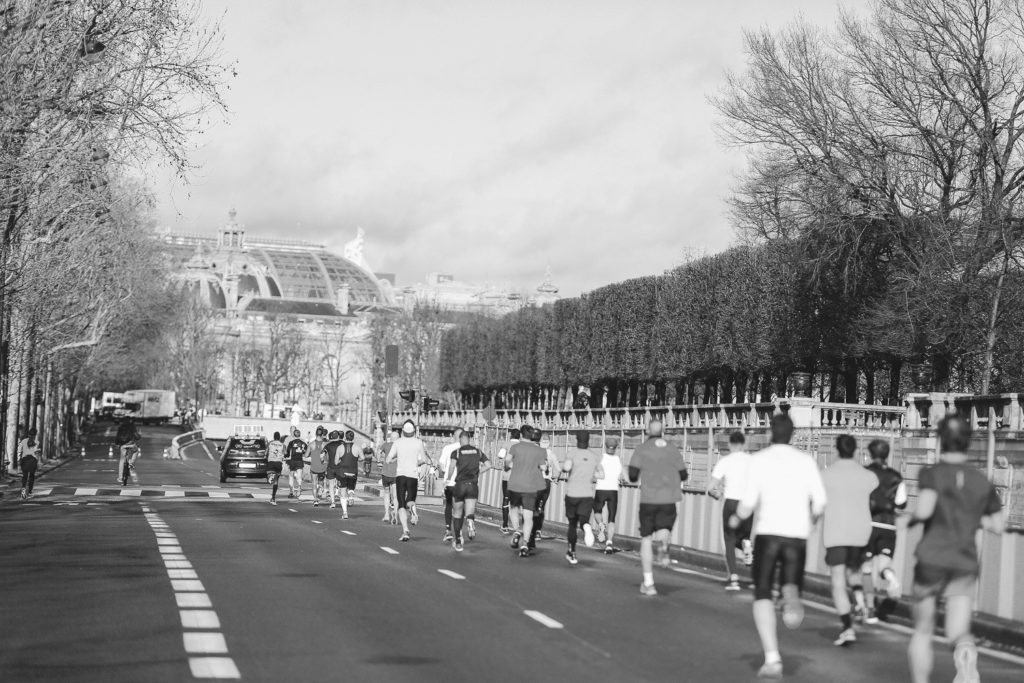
438, 570, 466, 580
176, 593, 213, 608
380, 546, 399, 555
183, 633, 228, 654
189, 657, 240, 679
524, 610, 564, 629
340, 530, 356, 536
180, 610, 221, 629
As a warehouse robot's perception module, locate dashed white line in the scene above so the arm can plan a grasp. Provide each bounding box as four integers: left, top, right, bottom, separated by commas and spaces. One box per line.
171, 579, 205, 592
183, 632, 228, 654
165, 560, 194, 569
160, 546, 185, 555
176, 593, 212, 608
208, 492, 230, 499
180, 610, 221, 629
380, 546, 399, 555
74, 488, 97, 496
288, 509, 297, 513
157, 538, 180, 545
524, 610, 564, 629
168, 569, 200, 580
438, 569, 466, 580
189, 657, 240, 679
340, 530, 356, 536
311, 520, 323, 524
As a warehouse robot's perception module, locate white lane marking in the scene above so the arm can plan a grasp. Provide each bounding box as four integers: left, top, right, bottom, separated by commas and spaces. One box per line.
165, 490, 185, 498
183, 632, 228, 654
180, 610, 221, 629
165, 560, 194, 569
168, 569, 200, 580
524, 610, 564, 629
380, 546, 399, 555
209, 492, 230, 499
163, 484, 183, 488
171, 579, 206, 592
189, 657, 240, 679
288, 508, 297, 513
160, 546, 185, 555
162, 554, 187, 561
340, 530, 356, 536
155, 533, 177, 538
311, 520, 323, 525
438, 569, 466, 580
73, 488, 97, 496
176, 593, 212, 608
157, 538, 180, 545
201, 485, 220, 489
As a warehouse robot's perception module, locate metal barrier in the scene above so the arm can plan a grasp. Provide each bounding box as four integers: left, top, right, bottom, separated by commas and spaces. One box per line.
169, 430, 204, 460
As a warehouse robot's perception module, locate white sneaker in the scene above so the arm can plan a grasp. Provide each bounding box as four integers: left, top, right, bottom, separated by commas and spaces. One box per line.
952, 641, 980, 683
583, 523, 595, 548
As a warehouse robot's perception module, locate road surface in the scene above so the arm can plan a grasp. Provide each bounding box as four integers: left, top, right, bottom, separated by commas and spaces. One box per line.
1, 425, 1021, 682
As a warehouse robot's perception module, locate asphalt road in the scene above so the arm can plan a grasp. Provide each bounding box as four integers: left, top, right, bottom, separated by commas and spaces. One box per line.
1, 425, 1022, 682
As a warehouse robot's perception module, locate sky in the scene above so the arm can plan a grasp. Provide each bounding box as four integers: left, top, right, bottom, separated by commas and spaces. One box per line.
155, 0, 845, 296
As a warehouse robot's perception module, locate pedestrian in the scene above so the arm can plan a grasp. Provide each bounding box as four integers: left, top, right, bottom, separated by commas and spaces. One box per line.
505, 425, 547, 558
861, 439, 907, 623
438, 428, 464, 543
284, 427, 309, 499
496, 428, 521, 534
821, 434, 878, 646
907, 416, 1004, 683
266, 431, 285, 505
446, 430, 490, 552
309, 425, 329, 505
561, 431, 603, 565
708, 430, 753, 590
19, 429, 39, 499
385, 420, 432, 542
627, 420, 688, 596
592, 435, 623, 554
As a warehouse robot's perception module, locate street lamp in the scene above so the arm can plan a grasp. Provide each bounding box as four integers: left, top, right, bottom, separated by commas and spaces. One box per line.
360, 381, 366, 429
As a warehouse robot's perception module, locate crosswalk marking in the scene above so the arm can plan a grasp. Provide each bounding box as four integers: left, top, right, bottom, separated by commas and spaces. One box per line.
73, 488, 97, 496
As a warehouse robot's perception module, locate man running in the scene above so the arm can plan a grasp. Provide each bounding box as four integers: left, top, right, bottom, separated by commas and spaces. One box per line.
529, 431, 561, 551
496, 428, 521, 534
562, 431, 603, 565
861, 439, 907, 623
907, 416, 1004, 683
447, 430, 490, 552
628, 420, 688, 596
322, 430, 345, 508
731, 414, 827, 679
708, 431, 753, 590
438, 427, 464, 543
505, 425, 547, 558
334, 430, 360, 519
379, 430, 399, 524
266, 431, 285, 505
593, 435, 623, 554
822, 434, 878, 646
386, 420, 432, 542
284, 427, 308, 499
309, 425, 329, 505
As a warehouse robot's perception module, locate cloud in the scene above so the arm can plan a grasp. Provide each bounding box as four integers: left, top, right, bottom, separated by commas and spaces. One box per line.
155, 0, 845, 296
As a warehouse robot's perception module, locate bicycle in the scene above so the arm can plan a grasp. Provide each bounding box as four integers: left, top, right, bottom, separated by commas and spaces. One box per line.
120, 444, 140, 486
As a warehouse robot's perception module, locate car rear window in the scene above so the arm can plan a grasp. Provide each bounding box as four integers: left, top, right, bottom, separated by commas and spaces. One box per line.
228, 439, 267, 452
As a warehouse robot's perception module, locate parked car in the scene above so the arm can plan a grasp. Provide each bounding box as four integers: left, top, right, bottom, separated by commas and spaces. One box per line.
219, 434, 269, 482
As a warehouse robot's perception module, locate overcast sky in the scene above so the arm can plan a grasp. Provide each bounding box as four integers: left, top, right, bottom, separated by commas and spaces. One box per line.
155, 0, 844, 296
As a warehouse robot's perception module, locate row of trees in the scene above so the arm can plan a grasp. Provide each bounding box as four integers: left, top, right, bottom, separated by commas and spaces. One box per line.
439, 0, 1024, 410
1, 0, 229, 463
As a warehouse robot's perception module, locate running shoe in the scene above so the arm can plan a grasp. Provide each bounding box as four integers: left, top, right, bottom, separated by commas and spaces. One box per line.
330, 502, 336, 509
597, 523, 607, 544
443, 530, 454, 543
864, 607, 879, 625
833, 628, 856, 647
342, 512, 349, 520
313, 500, 319, 507
400, 532, 410, 542
467, 519, 476, 540
725, 575, 741, 591
742, 539, 754, 567
454, 538, 464, 552
510, 531, 522, 549
566, 551, 578, 565
410, 506, 419, 526
604, 542, 615, 555
952, 641, 980, 683
288, 492, 294, 499
656, 540, 670, 568
639, 583, 658, 597
390, 514, 398, 526
757, 661, 783, 679
20, 488, 27, 500
499, 526, 512, 535
381, 515, 390, 522
270, 499, 277, 506
780, 585, 804, 630
518, 545, 530, 558
583, 524, 595, 548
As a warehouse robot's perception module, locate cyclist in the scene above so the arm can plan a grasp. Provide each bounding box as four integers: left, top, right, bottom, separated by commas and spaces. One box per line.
114, 419, 141, 486
284, 427, 309, 499
309, 425, 329, 505
266, 431, 285, 505
362, 443, 375, 476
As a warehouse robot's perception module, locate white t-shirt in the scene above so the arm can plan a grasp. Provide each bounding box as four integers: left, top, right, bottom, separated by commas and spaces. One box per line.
710, 451, 752, 501
595, 453, 623, 491
388, 437, 427, 478
438, 441, 460, 487
739, 444, 827, 540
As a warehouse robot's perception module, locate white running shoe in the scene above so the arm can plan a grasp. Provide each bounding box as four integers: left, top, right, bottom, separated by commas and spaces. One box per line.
952, 641, 980, 683
639, 583, 658, 597
781, 585, 804, 630
410, 506, 419, 526
583, 523, 595, 548
742, 539, 754, 566
757, 660, 783, 679
833, 628, 856, 647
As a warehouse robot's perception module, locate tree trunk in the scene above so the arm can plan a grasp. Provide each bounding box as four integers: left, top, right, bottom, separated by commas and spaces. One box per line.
864, 360, 875, 405
980, 254, 1009, 394
842, 358, 858, 403
888, 358, 903, 404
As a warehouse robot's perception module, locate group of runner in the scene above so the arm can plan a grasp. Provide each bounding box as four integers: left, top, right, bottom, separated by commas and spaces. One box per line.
264, 426, 361, 516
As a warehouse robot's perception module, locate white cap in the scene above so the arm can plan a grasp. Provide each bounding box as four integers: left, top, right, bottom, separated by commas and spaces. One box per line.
402, 422, 415, 436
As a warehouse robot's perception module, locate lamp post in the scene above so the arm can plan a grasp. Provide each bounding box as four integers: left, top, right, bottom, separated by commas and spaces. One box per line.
359, 381, 366, 430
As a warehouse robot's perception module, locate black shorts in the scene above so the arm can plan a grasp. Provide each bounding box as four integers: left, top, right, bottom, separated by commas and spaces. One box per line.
593, 490, 619, 522
638, 503, 677, 537
395, 475, 418, 509
310, 470, 327, 480
266, 461, 283, 474
453, 481, 479, 502
825, 545, 867, 568
752, 535, 807, 601
565, 496, 594, 521
381, 476, 395, 487
863, 527, 897, 560
288, 461, 304, 473
507, 490, 538, 511
912, 563, 978, 600
722, 499, 753, 544
336, 473, 357, 490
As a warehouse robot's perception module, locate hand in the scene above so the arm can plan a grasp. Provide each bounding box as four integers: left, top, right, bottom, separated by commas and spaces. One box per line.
727, 514, 741, 531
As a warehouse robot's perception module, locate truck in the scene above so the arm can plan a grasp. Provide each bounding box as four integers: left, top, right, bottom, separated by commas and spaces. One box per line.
115, 390, 177, 425
92, 392, 124, 419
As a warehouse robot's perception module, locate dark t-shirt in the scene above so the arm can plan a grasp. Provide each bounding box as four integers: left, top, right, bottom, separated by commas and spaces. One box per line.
285, 438, 308, 464
338, 447, 359, 475
322, 440, 343, 468
452, 445, 488, 484
630, 437, 687, 504
507, 441, 547, 493
866, 462, 903, 526
916, 462, 1002, 573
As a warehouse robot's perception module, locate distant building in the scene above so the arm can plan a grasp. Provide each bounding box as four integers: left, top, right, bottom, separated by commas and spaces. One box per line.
395, 268, 560, 316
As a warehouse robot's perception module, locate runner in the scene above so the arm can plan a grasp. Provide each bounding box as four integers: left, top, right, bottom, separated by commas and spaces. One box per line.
18, 429, 39, 500
708, 431, 753, 590
505, 425, 547, 558
379, 430, 399, 524
593, 435, 623, 554
438, 427, 464, 543
907, 416, 1004, 683
529, 431, 561, 551
266, 431, 285, 505
731, 414, 827, 679
385, 420, 432, 542
322, 430, 344, 508
861, 438, 907, 623
821, 434, 878, 646
561, 431, 603, 565
496, 428, 521, 534
446, 430, 490, 552
334, 430, 360, 519
309, 425, 329, 506
284, 427, 309, 499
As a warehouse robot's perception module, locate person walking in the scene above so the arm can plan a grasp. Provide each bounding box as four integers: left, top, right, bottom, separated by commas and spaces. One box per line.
18, 429, 40, 499
628, 420, 688, 596
821, 434, 879, 646
907, 416, 1004, 683
561, 431, 603, 565
708, 431, 753, 590
731, 414, 827, 679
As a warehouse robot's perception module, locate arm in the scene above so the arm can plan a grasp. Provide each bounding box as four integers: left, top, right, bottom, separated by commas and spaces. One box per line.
707, 477, 724, 500
907, 489, 938, 527
547, 452, 561, 480
628, 466, 640, 483
385, 443, 398, 464
594, 462, 604, 482
561, 453, 574, 473
808, 465, 827, 522
982, 510, 1005, 534
894, 481, 908, 510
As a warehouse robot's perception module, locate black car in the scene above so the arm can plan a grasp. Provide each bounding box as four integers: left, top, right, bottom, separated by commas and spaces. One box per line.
219, 436, 269, 482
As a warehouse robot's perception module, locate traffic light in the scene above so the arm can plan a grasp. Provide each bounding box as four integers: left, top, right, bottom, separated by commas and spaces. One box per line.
422, 396, 440, 412
399, 389, 416, 404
